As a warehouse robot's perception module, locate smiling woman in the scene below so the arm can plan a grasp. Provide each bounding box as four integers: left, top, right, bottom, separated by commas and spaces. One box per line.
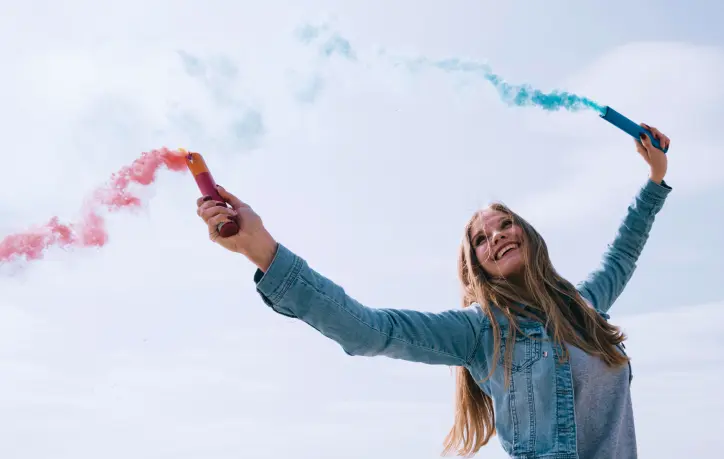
195, 126, 672, 459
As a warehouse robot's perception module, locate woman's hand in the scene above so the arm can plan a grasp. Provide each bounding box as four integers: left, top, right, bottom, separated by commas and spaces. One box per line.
196, 185, 278, 271
635, 123, 670, 184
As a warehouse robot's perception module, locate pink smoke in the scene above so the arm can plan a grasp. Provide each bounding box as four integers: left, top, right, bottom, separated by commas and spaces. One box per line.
0, 148, 188, 264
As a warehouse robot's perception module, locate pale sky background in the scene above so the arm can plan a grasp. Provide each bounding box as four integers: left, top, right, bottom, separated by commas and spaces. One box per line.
1, 1, 723, 458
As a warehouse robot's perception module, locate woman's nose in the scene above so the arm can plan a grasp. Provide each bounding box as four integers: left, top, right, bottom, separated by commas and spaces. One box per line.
491, 231, 505, 245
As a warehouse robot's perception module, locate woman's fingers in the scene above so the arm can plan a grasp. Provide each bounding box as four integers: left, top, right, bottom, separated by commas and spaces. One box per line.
641, 123, 670, 151
196, 196, 212, 208
641, 123, 660, 145
639, 132, 654, 152
197, 200, 237, 221
216, 185, 249, 210
656, 128, 671, 150
207, 213, 236, 233
634, 138, 649, 159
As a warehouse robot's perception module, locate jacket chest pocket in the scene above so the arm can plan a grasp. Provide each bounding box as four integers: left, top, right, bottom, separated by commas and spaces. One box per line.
499, 322, 544, 373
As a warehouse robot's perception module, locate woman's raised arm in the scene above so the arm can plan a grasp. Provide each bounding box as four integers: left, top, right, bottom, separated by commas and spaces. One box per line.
577, 124, 672, 314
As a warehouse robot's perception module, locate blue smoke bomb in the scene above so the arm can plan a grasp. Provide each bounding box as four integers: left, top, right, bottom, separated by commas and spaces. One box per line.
599, 106, 668, 153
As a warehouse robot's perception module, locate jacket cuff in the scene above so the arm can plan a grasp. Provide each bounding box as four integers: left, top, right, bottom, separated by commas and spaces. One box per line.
253, 243, 303, 307
641, 178, 672, 203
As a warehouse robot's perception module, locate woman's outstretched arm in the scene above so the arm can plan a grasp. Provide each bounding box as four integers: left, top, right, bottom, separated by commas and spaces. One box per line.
577, 124, 672, 315
253, 243, 487, 366
195, 186, 487, 367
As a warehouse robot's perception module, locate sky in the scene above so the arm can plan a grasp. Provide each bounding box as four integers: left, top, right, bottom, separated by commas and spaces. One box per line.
1, 0, 723, 458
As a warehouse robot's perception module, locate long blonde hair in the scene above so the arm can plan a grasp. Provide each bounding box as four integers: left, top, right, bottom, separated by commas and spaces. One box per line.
442, 203, 629, 457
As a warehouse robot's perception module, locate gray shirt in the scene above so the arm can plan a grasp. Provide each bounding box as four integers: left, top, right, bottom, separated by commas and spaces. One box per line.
568, 344, 636, 459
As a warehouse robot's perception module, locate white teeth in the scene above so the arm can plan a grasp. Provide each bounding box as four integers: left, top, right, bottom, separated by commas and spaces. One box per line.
496, 243, 518, 260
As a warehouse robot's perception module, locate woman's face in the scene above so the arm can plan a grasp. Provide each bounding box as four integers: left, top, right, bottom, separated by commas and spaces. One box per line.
470, 208, 526, 279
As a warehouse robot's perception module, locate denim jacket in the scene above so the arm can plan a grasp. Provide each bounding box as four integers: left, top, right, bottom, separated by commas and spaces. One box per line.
253, 179, 671, 458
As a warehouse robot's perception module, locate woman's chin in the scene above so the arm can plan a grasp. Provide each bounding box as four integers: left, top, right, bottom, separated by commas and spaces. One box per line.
496, 254, 524, 279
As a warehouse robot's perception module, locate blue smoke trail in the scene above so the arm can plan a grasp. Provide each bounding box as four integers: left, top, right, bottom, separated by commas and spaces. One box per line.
175, 50, 266, 150
296, 24, 323, 43
320, 34, 356, 60
295, 24, 356, 61
403, 57, 604, 113
295, 24, 603, 113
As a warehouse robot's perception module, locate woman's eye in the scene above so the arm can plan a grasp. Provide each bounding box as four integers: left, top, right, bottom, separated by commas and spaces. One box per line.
502, 220, 512, 228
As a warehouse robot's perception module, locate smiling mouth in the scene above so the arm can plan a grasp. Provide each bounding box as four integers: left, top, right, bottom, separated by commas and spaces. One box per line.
495, 243, 519, 261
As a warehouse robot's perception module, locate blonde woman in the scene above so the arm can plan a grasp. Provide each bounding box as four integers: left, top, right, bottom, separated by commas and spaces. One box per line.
196, 125, 671, 459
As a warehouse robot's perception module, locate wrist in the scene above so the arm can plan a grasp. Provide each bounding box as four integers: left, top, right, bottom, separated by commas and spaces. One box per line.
649, 173, 665, 185
245, 232, 278, 272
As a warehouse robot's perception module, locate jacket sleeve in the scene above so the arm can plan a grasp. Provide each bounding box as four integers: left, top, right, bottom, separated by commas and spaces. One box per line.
253, 244, 487, 366
577, 179, 672, 315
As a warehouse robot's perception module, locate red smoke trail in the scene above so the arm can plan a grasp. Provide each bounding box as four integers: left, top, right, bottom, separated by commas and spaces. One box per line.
0, 148, 188, 264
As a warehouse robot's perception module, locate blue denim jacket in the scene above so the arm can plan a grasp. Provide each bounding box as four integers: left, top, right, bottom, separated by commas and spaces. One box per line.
253, 179, 671, 458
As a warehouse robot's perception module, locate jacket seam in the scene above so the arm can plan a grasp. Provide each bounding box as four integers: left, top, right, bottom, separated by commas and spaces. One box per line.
267, 255, 304, 304
639, 189, 665, 215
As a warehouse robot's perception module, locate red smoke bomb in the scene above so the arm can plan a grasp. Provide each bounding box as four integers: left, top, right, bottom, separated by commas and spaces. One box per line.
183, 150, 240, 238
0, 148, 188, 265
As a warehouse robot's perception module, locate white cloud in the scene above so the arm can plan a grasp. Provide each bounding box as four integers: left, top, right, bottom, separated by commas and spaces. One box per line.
615, 302, 724, 458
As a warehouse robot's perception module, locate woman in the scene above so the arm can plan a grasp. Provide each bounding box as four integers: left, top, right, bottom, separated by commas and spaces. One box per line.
196, 125, 671, 459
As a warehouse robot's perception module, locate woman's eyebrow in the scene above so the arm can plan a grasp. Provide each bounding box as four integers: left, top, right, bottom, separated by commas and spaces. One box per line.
471, 227, 488, 240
